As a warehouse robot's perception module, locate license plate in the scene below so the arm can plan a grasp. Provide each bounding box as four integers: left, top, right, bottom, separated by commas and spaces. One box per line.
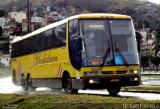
111, 79, 119, 82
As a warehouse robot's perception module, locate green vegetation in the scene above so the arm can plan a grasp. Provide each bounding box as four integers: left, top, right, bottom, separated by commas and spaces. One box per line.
0, 0, 159, 29
107, 0, 145, 12
0, 94, 160, 109
0, 67, 11, 77
142, 74, 160, 78
0, 40, 9, 54
0, 0, 153, 13
141, 55, 160, 67
0, 0, 10, 6
32, 0, 48, 7
152, 25, 160, 56
0, 41, 6, 45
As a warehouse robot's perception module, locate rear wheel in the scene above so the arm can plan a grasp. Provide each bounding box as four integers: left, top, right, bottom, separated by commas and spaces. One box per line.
64, 75, 78, 94
107, 87, 121, 96
27, 75, 36, 91
21, 74, 36, 91
21, 75, 28, 91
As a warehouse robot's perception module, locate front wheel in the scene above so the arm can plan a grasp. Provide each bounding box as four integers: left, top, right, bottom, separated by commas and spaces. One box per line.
107, 87, 121, 96
64, 76, 78, 94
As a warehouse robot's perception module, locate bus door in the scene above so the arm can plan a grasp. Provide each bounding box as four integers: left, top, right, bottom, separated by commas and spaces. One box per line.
70, 36, 82, 70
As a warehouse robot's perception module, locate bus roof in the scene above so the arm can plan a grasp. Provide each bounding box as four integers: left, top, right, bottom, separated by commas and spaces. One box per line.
12, 13, 131, 44
69, 13, 131, 20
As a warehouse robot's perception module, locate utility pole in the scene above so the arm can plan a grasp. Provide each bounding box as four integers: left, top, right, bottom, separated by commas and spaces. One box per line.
27, 0, 31, 33
149, 51, 151, 80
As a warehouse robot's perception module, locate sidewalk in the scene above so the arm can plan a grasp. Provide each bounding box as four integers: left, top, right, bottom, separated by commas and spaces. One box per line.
121, 88, 160, 94
121, 76, 160, 93
141, 71, 160, 74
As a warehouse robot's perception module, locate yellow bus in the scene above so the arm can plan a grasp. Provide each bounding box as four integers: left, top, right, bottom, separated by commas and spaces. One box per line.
11, 13, 140, 96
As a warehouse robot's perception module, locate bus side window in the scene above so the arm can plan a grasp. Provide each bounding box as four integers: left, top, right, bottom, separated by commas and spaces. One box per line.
23, 39, 28, 55
55, 24, 66, 47
14, 43, 18, 57
45, 29, 53, 49
38, 32, 45, 51
35, 35, 39, 52
11, 44, 15, 58
69, 19, 78, 37
51, 28, 56, 48
21, 40, 25, 55
16, 42, 21, 57
30, 37, 34, 53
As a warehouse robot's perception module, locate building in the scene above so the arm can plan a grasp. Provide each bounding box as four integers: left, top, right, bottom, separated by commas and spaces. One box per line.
22, 19, 28, 33
0, 54, 10, 67
138, 29, 155, 55
0, 17, 6, 29
31, 17, 43, 31
31, 17, 43, 23
9, 22, 22, 36
8, 11, 27, 23
3, 23, 11, 37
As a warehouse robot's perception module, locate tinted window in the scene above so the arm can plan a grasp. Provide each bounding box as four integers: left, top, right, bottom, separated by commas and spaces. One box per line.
11, 24, 66, 58
55, 24, 66, 47
23, 39, 28, 55
45, 29, 55, 49
38, 32, 45, 51
69, 19, 78, 37
11, 44, 15, 58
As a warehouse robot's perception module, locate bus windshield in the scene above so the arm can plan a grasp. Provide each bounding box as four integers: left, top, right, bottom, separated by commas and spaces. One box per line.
80, 19, 139, 66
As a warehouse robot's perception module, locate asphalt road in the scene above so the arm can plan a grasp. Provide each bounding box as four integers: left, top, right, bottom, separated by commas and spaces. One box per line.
0, 77, 160, 100
141, 76, 160, 85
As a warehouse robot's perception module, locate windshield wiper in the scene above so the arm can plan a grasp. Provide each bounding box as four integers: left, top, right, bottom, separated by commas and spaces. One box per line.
100, 40, 111, 68
114, 42, 129, 67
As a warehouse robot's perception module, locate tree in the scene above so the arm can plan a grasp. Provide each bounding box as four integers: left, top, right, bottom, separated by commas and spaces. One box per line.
0, 26, 2, 36
152, 25, 160, 56
0, 41, 9, 54
136, 32, 142, 53
151, 56, 160, 67
143, 20, 150, 28
141, 55, 149, 67
0, 9, 5, 17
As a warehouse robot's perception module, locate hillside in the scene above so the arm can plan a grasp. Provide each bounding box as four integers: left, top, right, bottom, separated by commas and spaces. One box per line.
66, 0, 160, 28
0, 0, 160, 29
0, 0, 11, 5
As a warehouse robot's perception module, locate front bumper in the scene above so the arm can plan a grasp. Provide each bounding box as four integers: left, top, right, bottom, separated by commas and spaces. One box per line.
72, 74, 140, 89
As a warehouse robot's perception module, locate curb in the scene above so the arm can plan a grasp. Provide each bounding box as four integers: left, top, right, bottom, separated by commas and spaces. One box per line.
121, 89, 160, 94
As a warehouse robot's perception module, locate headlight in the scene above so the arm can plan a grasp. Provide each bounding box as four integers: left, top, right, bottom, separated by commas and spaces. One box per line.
133, 70, 138, 74
129, 70, 138, 74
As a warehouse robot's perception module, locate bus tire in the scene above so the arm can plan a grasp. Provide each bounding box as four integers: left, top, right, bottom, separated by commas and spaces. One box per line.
107, 87, 121, 96
21, 74, 28, 91
64, 75, 78, 94
27, 74, 36, 91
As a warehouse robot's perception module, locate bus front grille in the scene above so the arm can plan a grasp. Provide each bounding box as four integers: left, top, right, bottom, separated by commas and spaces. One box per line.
116, 71, 127, 74
101, 71, 113, 74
